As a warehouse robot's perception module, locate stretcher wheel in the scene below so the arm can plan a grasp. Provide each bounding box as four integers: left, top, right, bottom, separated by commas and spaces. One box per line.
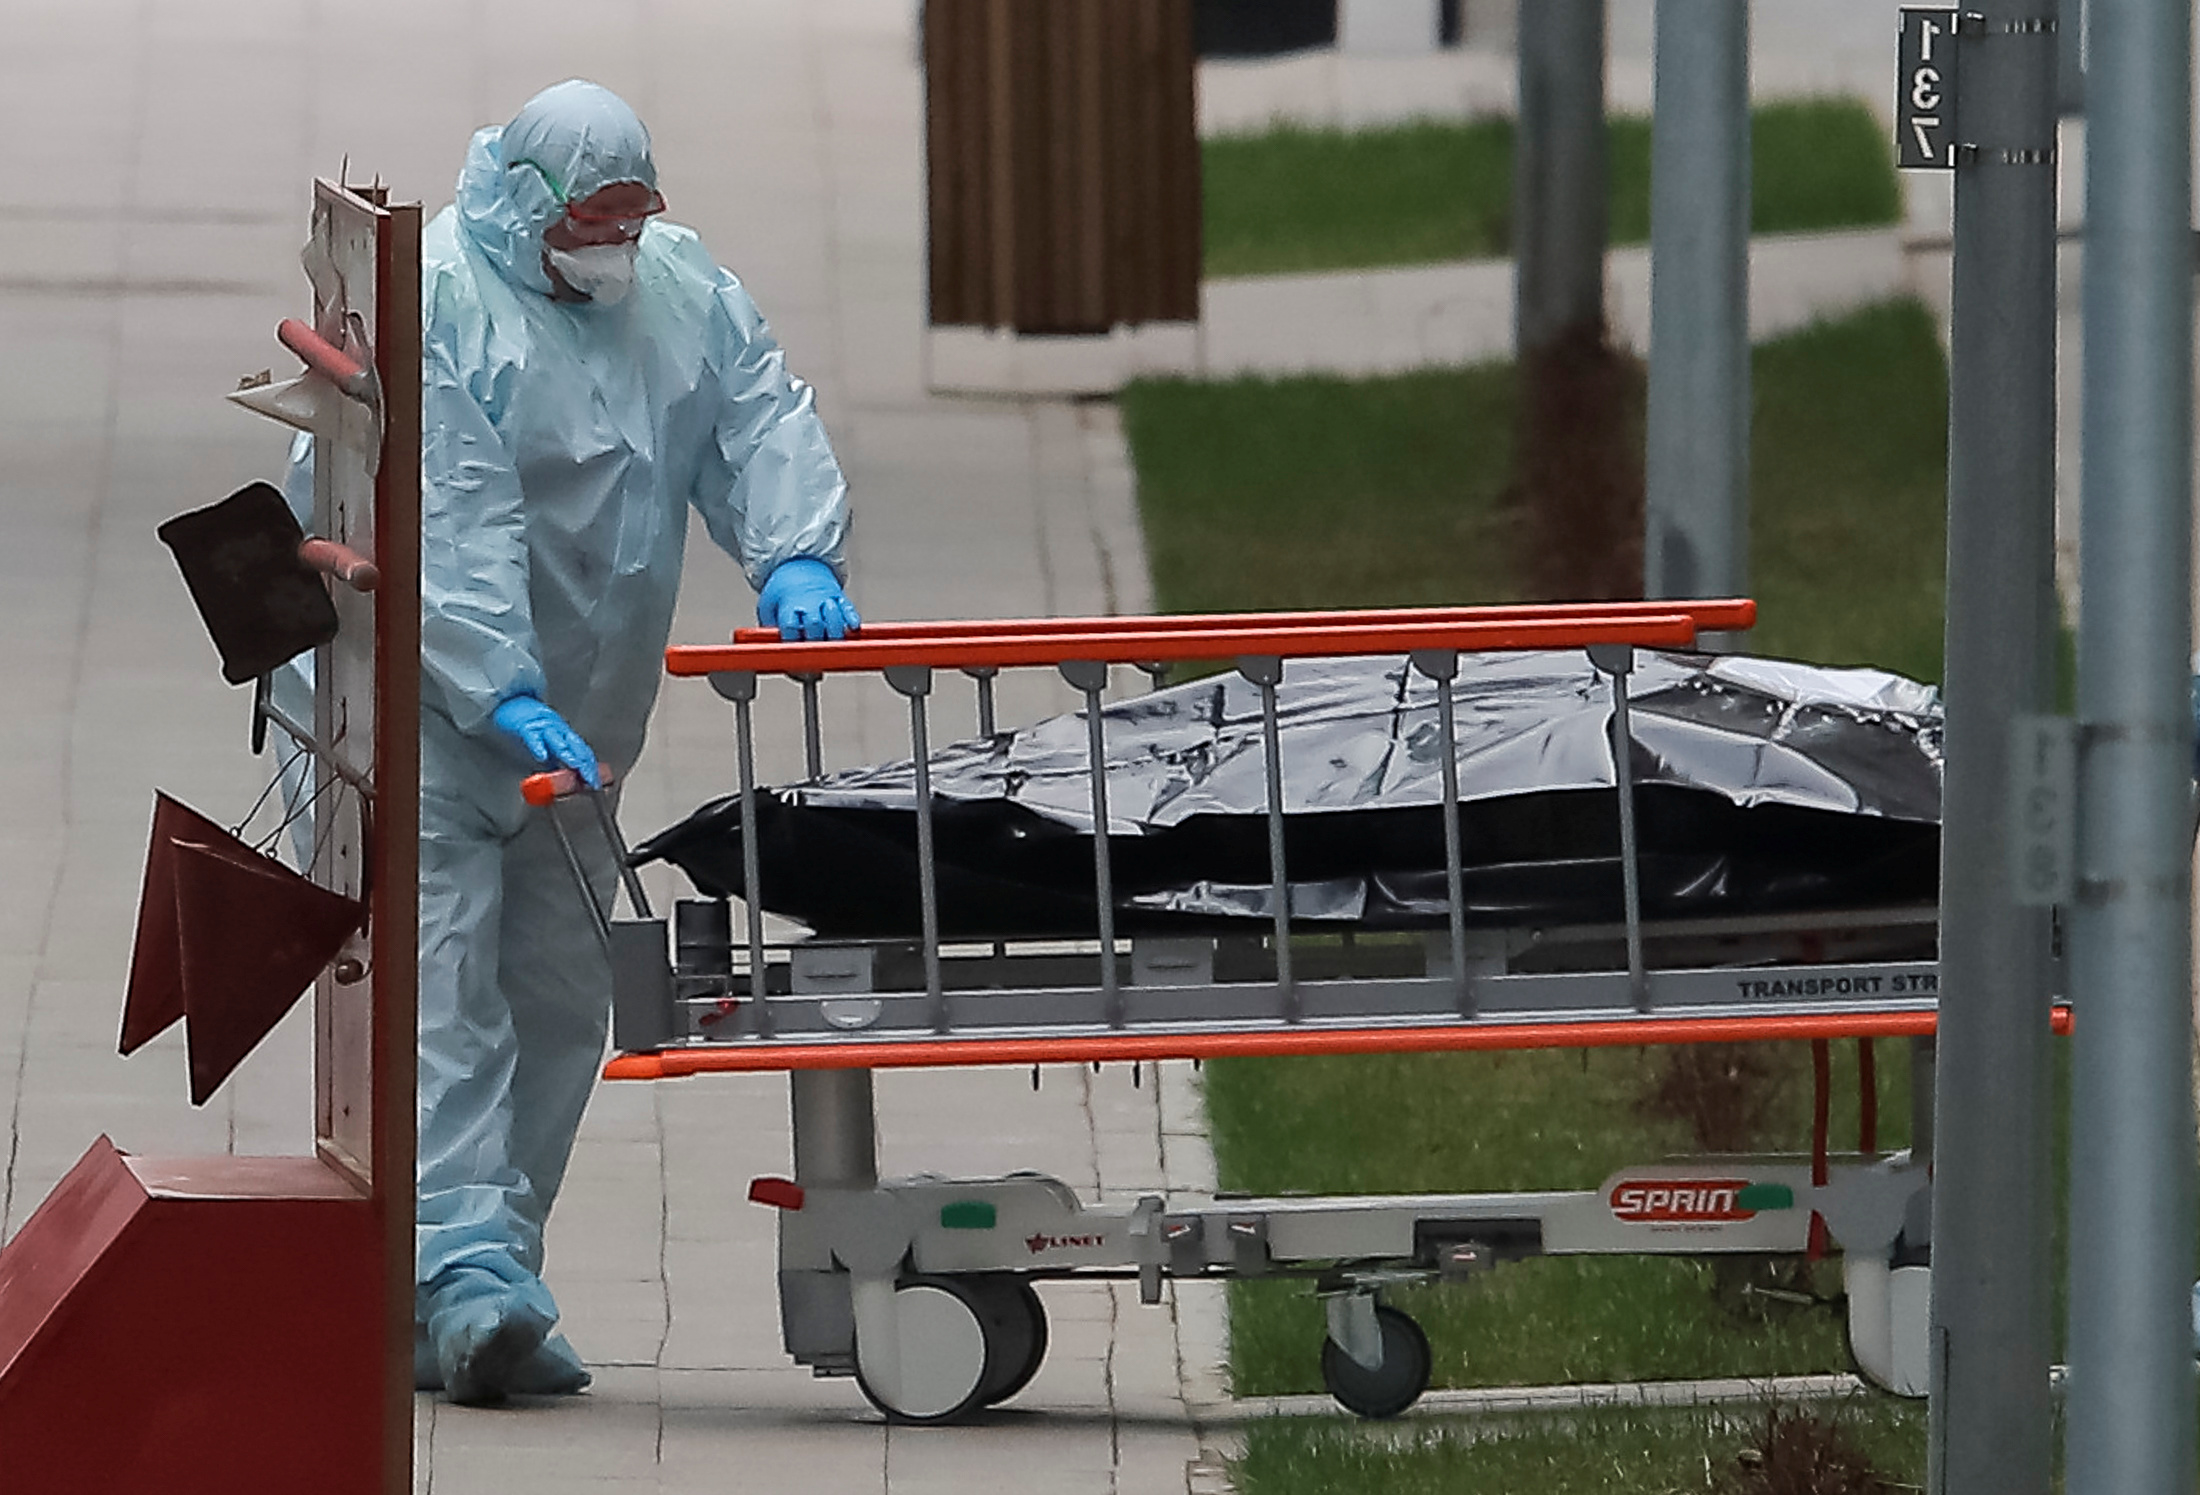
1320, 1305, 1431, 1419
971, 1276, 1049, 1405
855, 1276, 993, 1425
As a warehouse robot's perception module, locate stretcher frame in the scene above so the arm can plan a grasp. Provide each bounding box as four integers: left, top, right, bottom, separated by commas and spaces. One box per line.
548, 601, 1999, 1422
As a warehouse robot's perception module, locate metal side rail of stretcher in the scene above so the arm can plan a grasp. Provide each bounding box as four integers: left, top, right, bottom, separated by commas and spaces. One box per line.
599, 903, 1963, 1074
525, 602, 2016, 1424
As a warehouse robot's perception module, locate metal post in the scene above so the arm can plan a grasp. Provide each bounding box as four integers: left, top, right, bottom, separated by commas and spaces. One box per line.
1411, 651, 1473, 1015
796, 674, 824, 779
885, 666, 945, 1028
1588, 646, 1648, 1007
2056, 0, 2084, 115
1062, 662, 1122, 1023
713, 670, 772, 1038
1238, 657, 1295, 1015
2064, 0, 2195, 1485
1513, 0, 1607, 354
790, 1068, 878, 1188
1644, 0, 1749, 609
1929, 6, 2061, 1492
968, 666, 999, 737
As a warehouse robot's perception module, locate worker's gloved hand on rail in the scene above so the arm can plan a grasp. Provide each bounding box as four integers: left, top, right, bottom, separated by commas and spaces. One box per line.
757, 556, 861, 641
492, 695, 601, 788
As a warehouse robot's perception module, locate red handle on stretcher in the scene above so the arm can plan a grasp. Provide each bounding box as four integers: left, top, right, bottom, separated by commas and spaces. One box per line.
298, 537, 379, 592
522, 766, 618, 806
678, 612, 1707, 677
728, 598, 1758, 646
276, 317, 376, 401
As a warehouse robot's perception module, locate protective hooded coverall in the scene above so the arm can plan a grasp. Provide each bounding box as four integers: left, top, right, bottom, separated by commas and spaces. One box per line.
286, 80, 851, 1402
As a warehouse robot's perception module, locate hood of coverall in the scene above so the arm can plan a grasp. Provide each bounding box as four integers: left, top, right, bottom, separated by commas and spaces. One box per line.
456, 79, 660, 298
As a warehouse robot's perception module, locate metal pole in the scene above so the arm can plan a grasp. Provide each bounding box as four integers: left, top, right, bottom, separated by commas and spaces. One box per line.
1929, 5, 2061, 1492
1609, 664, 1646, 1009
2056, 0, 2085, 116
711, 670, 773, 1038
1411, 650, 1473, 1015
2064, 0, 2195, 1483
1062, 662, 1122, 1023
885, 666, 945, 1028
790, 1069, 877, 1188
1238, 657, 1295, 1015
1514, 0, 1607, 354
797, 674, 824, 779
1644, 0, 1749, 608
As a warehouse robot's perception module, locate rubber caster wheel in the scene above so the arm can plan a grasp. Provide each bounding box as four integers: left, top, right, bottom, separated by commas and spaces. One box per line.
1320, 1305, 1431, 1419
855, 1276, 993, 1425
970, 1276, 1049, 1406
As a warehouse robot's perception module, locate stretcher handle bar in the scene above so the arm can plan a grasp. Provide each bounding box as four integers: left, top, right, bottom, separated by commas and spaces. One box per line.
726, 598, 1757, 645
548, 809, 613, 956
519, 768, 654, 923
522, 767, 619, 806
671, 614, 1706, 678
275, 317, 376, 403
298, 536, 380, 593
603, 1005, 2076, 1077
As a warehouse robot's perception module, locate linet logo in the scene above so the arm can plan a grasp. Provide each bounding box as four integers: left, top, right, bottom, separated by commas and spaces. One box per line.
1609, 1179, 1754, 1224
1027, 1231, 1108, 1254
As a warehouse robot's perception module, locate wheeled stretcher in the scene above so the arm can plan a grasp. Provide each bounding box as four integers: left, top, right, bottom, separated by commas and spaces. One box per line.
534, 602, 2015, 1423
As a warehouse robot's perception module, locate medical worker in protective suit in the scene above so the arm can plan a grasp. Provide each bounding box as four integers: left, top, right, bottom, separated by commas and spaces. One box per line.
287, 79, 859, 1405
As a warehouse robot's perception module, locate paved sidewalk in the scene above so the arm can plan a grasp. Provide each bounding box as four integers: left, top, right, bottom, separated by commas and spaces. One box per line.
0, 3, 1228, 1492
934, 224, 1930, 393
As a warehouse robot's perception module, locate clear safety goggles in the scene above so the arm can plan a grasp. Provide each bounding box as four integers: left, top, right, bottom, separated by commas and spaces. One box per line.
563, 189, 667, 238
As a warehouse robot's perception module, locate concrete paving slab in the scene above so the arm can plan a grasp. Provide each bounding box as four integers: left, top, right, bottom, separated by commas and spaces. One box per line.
54, 2, 1956, 1491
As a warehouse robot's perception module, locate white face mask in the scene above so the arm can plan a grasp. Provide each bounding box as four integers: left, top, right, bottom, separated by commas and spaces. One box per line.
546, 241, 639, 305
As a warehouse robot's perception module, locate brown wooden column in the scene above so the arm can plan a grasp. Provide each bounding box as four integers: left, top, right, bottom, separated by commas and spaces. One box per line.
926, 0, 1199, 334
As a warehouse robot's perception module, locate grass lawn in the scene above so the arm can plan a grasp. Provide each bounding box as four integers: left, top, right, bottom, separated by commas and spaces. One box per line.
1121, 299, 1952, 1486
1234, 1403, 1931, 1495
1203, 97, 1903, 278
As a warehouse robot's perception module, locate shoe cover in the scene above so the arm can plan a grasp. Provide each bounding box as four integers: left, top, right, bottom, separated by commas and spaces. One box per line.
507, 1333, 593, 1396
425, 1265, 559, 1406
415, 1322, 589, 1396
415, 1322, 443, 1391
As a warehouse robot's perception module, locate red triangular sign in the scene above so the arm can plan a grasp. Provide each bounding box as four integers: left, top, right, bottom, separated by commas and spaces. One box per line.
170, 837, 364, 1106
120, 794, 236, 1054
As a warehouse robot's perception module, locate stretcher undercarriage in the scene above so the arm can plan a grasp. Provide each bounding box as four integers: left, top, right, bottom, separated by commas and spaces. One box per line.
545, 603, 1997, 1423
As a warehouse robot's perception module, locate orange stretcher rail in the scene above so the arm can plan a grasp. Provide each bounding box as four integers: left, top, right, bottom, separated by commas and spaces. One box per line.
726, 598, 1758, 647
671, 612, 1706, 678
606, 1005, 2073, 1078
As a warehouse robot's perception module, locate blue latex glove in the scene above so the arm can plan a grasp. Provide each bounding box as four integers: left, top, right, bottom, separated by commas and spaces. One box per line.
757, 557, 861, 642
492, 695, 601, 788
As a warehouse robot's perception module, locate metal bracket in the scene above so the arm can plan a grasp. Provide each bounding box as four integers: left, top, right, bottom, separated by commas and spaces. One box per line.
710, 670, 759, 703
1163, 1216, 1204, 1276
1227, 1214, 1269, 1276
1235, 655, 1283, 688
884, 664, 934, 698
1322, 1289, 1385, 1372
1586, 642, 1634, 677
1408, 648, 1459, 683
1131, 1194, 1166, 1303
1059, 659, 1109, 693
